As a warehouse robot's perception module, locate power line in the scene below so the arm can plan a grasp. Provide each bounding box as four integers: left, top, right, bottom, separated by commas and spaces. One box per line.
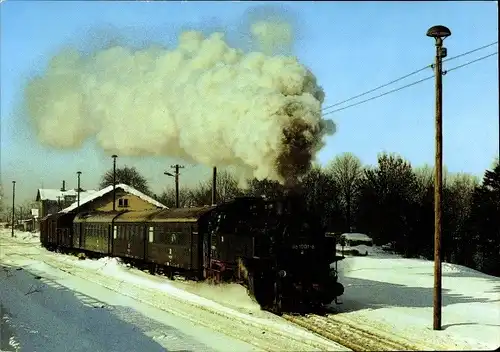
444, 51, 498, 73
321, 65, 432, 110
322, 75, 434, 116
443, 41, 497, 63
322, 51, 498, 117
321, 41, 498, 112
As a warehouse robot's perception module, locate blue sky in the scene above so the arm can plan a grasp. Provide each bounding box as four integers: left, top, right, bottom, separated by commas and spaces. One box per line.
1, 0, 498, 204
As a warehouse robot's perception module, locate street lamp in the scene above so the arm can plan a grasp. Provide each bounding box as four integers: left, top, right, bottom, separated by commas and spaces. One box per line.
112, 155, 118, 211
11, 181, 16, 237
164, 171, 178, 208
77, 171, 82, 208
427, 24, 451, 331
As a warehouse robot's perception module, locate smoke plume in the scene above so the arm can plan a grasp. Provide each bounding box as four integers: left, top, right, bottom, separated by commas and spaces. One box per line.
250, 20, 293, 55
25, 30, 335, 185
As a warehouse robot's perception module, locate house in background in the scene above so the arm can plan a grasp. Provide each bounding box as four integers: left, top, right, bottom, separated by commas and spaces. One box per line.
59, 183, 166, 214
36, 181, 97, 218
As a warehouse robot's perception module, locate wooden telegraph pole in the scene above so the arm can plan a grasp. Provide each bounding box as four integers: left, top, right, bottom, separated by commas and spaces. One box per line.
11, 181, 16, 237
427, 24, 451, 331
166, 165, 184, 208
112, 155, 118, 211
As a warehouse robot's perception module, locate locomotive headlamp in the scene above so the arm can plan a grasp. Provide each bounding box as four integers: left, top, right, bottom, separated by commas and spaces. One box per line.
278, 270, 287, 278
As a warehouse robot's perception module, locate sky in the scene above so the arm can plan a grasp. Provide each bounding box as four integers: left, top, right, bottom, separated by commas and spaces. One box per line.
1, 0, 498, 205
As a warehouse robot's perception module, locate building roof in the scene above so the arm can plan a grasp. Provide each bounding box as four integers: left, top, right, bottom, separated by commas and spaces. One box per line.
36, 188, 97, 202
74, 211, 125, 223
114, 209, 164, 223
60, 183, 167, 213
151, 206, 216, 222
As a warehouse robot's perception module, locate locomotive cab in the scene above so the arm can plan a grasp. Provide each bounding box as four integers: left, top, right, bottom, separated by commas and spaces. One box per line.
200, 193, 345, 314
256, 192, 345, 314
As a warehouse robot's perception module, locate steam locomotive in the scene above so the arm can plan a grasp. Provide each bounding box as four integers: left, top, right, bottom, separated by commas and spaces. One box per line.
40, 193, 344, 314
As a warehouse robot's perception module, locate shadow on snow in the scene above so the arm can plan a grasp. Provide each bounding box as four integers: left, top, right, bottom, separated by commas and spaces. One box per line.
0, 262, 212, 352
329, 276, 499, 314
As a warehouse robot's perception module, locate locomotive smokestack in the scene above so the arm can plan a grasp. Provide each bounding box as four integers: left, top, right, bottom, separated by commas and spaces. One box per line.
212, 166, 217, 206
61, 180, 66, 192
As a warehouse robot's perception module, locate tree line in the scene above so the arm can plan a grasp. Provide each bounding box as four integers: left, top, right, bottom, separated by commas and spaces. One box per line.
99, 153, 499, 277
2, 153, 493, 276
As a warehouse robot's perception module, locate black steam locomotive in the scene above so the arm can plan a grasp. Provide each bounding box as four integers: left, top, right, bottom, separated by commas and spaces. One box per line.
40, 194, 344, 314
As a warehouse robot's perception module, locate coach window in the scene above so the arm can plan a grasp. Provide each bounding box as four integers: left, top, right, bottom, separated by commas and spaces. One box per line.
148, 226, 154, 243
113, 225, 117, 239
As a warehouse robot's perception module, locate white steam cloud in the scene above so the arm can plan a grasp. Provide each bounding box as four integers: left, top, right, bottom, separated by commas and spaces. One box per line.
25, 30, 335, 185
250, 20, 293, 55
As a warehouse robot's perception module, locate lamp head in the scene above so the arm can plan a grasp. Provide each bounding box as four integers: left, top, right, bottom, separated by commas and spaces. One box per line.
426, 25, 451, 39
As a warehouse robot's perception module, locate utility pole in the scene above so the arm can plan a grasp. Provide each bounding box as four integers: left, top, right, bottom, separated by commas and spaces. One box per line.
212, 166, 217, 206
112, 155, 118, 211
165, 164, 184, 208
77, 171, 82, 208
427, 24, 451, 331
11, 181, 16, 237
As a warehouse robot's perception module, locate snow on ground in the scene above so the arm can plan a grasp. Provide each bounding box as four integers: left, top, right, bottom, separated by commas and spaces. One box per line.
0, 229, 347, 352
2, 227, 499, 351
0, 247, 259, 351
331, 244, 500, 350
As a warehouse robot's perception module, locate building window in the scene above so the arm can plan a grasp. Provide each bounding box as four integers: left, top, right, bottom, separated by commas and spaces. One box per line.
118, 198, 129, 208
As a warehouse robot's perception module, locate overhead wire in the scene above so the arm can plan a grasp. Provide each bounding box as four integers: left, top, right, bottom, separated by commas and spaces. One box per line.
322, 51, 498, 117
320, 65, 432, 110
443, 41, 497, 63
321, 41, 498, 113
444, 51, 498, 73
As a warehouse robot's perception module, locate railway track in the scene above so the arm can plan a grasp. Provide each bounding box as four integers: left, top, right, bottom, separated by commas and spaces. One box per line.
1, 236, 441, 352
2, 238, 422, 351
283, 313, 440, 352
2, 244, 347, 352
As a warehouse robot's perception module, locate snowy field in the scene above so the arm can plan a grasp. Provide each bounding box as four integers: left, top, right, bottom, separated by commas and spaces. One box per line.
332, 244, 500, 351
1, 228, 499, 351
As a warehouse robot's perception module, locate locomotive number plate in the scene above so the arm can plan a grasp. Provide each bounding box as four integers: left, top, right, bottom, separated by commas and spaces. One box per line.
292, 244, 315, 250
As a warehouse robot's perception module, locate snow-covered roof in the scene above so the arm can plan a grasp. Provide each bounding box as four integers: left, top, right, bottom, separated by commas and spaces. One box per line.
342, 233, 373, 242
37, 188, 97, 201
60, 183, 167, 213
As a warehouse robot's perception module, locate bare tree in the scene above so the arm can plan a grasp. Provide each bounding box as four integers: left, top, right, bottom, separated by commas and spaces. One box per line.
245, 178, 285, 200
445, 172, 479, 262
0, 183, 4, 220
188, 182, 212, 207
188, 170, 243, 206
300, 165, 343, 231
216, 170, 244, 203
99, 165, 151, 195
413, 164, 452, 190
328, 152, 363, 232
17, 201, 38, 220
157, 188, 192, 208
492, 156, 499, 169
414, 164, 434, 188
